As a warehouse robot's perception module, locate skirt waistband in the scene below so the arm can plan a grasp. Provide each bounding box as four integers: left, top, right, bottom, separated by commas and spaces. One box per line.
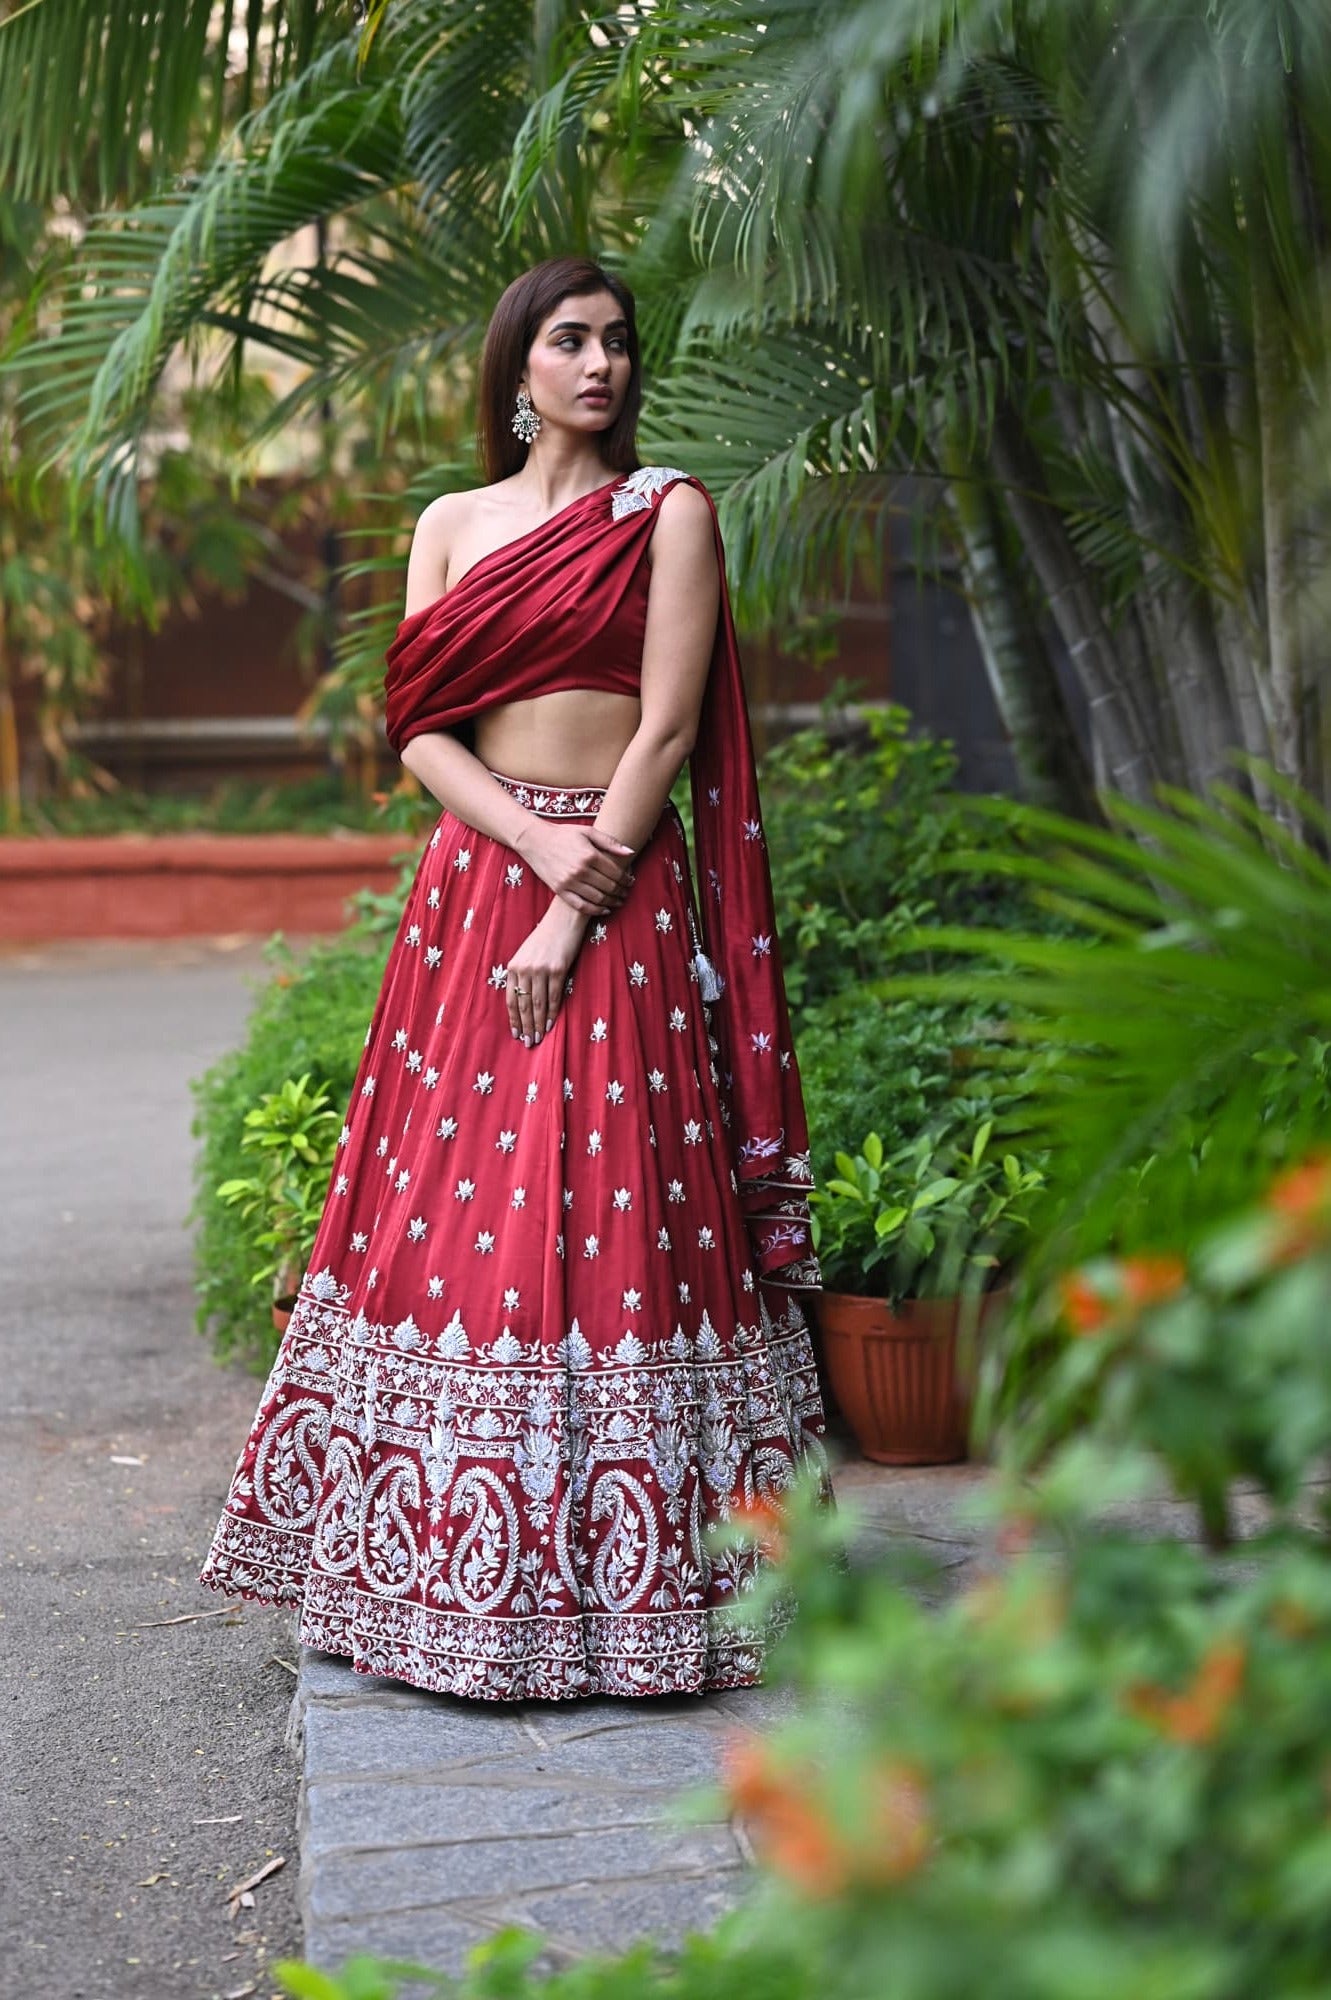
486, 767, 610, 817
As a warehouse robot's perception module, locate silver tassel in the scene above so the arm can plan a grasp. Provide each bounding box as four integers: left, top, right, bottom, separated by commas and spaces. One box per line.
694, 949, 724, 1002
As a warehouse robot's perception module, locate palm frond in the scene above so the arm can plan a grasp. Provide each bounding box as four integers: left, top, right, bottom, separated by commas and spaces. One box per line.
0, 0, 329, 203
882, 781, 1331, 1263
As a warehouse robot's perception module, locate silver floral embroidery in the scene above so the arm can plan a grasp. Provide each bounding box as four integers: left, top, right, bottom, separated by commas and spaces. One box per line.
610, 465, 691, 520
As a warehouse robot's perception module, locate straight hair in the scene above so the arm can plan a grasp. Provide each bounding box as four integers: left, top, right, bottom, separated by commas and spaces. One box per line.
476, 258, 643, 483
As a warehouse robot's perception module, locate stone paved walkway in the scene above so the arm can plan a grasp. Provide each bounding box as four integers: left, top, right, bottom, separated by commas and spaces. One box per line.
293, 1452, 993, 1977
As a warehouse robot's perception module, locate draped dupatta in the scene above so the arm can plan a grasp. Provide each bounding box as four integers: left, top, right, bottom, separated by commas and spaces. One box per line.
384, 467, 819, 1288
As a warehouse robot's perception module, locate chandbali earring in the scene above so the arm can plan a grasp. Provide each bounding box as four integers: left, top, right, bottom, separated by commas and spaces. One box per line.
511, 386, 541, 443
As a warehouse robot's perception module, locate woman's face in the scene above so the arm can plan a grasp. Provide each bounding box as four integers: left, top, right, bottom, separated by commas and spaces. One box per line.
522, 289, 633, 436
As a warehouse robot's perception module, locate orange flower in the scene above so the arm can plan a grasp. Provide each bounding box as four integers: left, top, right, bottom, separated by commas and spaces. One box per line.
1057, 1270, 1115, 1335
1266, 1152, 1331, 1223
1120, 1254, 1187, 1308
721, 1737, 933, 1897
1057, 1253, 1187, 1336
864, 1758, 932, 1882
729, 1493, 789, 1562
1264, 1152, 1331, 1266
1124, 1637, 1246, 1744
720, 1737, 848, 1898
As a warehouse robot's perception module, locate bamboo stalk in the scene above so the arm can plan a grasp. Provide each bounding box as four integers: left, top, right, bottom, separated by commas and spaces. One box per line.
989, 410, 1157, 804
943, 450, 1099, 822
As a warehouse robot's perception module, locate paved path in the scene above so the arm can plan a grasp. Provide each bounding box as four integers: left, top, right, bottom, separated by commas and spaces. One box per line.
1, 938, 306, 2000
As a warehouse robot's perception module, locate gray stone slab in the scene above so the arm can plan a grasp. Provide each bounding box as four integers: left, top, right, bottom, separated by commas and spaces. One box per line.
306, 1775, 694, 1851
301, 1692, 529, 1781
708, 1682, 818, 1729
306, 1906, 494, 1978
308, 1822, 744, 1924
518, 1714, 737, 1787
515, 1690, 725, 1739
300, 1647, 440, 1706
502, 1867, 750, 1959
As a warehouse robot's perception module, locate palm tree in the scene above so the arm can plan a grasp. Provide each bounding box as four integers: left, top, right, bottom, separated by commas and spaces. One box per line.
7, 1, 1331, 819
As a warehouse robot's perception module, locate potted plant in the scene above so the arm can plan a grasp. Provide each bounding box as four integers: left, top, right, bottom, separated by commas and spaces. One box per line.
809, 1122, 1045, 1463
216, 1071, 341, 1333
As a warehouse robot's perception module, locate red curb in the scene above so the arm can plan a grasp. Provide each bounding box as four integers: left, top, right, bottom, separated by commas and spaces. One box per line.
0, 832, 418, 940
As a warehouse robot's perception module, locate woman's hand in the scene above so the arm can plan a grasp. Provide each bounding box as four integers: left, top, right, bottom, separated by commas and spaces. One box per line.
516, 818, 635, 914
505, 901, 592, 1046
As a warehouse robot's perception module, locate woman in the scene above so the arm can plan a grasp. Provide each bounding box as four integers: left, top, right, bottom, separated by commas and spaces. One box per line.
199, 255, 833, 1701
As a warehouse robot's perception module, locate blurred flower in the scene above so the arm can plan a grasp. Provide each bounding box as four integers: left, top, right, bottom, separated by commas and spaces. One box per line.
1120, 1253, 1187, 1307
863, 1757, 932, 1882
1264, 1152, 1331, 1264
1124, 1637, 1246, 1744
1057, 1269, 1114, 1334
729, 1493, 790, 1562
721, 1737, 848, 1897
1057, 1252, 1186, 1335
1265, 1152, 1331, 1222
721, 1737, 932, 1898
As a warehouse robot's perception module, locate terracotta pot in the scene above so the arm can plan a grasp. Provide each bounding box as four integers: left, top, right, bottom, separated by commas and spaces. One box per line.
271, 1298, 296, 1336
814, 1287, 1007, 1466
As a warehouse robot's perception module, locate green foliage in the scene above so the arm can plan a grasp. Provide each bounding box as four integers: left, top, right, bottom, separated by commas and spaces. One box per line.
189, 924, 389, 1368
889, 779, 1331, 1270
759, 706, 1039, 1015
215, 1071, 342, 1307
809, 1124, 1046, 1303
987, 1167, 1331, 1552
793, 985, 1037, 1191
275, 1928, 810, 2000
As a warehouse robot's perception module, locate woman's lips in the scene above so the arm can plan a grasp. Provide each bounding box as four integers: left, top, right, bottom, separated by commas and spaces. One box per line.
578, 390, 612, 404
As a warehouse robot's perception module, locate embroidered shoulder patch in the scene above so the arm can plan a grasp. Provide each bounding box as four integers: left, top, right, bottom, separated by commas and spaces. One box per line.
610, 465, 692, 521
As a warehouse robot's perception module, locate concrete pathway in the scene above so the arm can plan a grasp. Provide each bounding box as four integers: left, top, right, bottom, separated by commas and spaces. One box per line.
1, 938, 306, 2000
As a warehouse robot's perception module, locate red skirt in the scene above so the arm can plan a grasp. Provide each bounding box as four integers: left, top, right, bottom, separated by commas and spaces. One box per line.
199, 766, 832, 1700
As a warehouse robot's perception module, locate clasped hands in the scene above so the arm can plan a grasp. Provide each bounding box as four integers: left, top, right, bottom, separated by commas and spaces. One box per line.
502, 817, 636, 1047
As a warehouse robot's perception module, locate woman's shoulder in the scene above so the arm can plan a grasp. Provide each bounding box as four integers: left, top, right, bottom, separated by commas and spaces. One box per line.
612, 464, 713, 519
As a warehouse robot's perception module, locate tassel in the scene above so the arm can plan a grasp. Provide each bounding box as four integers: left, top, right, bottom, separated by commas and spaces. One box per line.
694, 949, 725, 1002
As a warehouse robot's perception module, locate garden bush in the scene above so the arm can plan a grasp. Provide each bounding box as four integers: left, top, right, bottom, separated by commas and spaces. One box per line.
795, 991, 1031, 1188
757, 705, 1042, 1014
189, 922, 392, 1367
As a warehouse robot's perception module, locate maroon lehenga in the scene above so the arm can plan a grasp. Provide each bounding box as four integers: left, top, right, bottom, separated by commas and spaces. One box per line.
199, 465, 832, 1700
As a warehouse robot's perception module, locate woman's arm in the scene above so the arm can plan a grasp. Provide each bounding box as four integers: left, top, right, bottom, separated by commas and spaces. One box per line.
581, 481, 720, 860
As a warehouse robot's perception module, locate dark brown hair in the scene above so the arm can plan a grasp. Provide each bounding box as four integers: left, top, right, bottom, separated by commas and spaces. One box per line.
476, 257, 643, 483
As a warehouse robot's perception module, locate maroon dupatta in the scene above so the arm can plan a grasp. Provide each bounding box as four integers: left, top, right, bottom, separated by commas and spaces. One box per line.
384, 466, 819, 1288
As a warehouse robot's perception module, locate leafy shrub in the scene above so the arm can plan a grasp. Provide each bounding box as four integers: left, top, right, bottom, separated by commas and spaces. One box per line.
757, 706, 1040, 1014
809, 1123, 1046, 1302
215, 1072, 342, 1309
189, 925, 390, 1367
989, 1154, 1331, 1549
794, 990, 1031, 1186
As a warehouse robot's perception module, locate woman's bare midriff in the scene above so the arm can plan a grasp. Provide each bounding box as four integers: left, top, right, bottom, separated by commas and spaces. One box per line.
473, 687, 643, 789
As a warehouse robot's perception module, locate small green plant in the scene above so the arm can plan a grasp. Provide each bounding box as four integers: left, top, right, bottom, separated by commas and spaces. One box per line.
215, 1071, 341, 1309
809, 1123, 1046, 1303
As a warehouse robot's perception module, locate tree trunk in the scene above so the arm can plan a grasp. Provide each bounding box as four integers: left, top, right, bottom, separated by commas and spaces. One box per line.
989, 408, 1158, 804
1248, 189, 1309, 806
943, 455, 1099, 821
